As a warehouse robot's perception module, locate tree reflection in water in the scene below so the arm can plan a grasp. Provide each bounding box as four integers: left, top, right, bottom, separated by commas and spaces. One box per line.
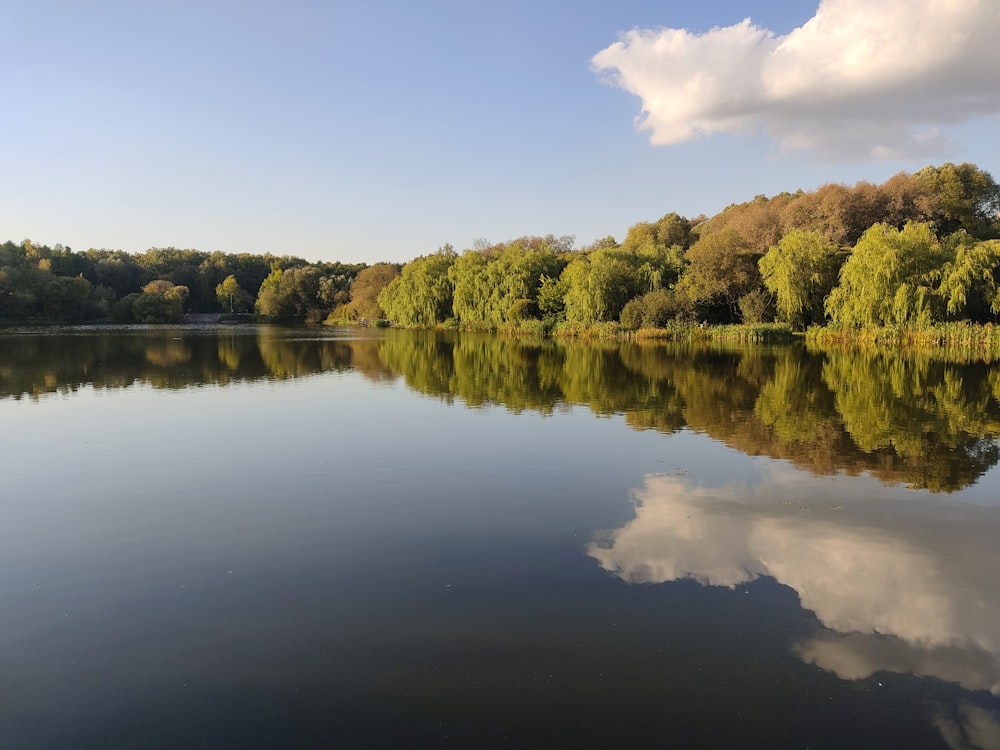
3, 326, 999, 491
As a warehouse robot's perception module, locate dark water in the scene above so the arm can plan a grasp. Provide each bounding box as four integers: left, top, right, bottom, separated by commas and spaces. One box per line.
2, 325, 999, 749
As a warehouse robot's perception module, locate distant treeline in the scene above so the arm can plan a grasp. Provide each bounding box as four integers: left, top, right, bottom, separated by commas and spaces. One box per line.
0, 244, 367, 324
3, 162, 998, 330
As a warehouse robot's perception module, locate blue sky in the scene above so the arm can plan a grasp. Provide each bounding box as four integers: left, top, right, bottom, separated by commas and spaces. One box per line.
4, 0, 999, 264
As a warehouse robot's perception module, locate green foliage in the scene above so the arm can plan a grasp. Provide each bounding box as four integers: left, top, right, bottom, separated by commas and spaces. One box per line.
563, 252, 637, 324
807, 321, 1000, 356
256, 266, 328, 321
936, 235, 1000, 320
759, 229, 842, 328
448, 239, 566, 328
0, 238, 367, 323
329, 263, 400, 323
708, 323, 793, 343
112, 280, 190, 323
377, 247, 457, 326
621, 212, 692, 255
560, 245, 681, 325
678, 229, 761, 320
215, 275, 253, 313
736, 289, 772, 324
915, 162, 1000, 239
825, 222, 947, 327
619, 288, 694, 329
536, 274, 568, 318
3, 160, 997, 329
506, 298, 538, 323
0, 240, 110, 321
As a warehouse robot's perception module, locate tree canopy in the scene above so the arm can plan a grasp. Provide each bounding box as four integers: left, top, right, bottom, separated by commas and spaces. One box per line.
4, 161, 999, 329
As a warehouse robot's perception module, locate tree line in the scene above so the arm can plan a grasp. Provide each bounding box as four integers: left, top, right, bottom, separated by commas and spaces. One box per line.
3, 162, 998, 329
378, 162, 1000, 333
0, 243, 365, 323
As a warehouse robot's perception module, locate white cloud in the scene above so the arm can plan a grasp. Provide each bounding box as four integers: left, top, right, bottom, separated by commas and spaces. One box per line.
591, 0, 1000, 159
586, 473, 1000, 691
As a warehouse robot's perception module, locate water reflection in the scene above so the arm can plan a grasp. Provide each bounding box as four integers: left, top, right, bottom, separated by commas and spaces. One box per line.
3, 327, 1000, 491
0, 326, 391, 398
935, 704, 1000, 750
586, 472, 1000, 744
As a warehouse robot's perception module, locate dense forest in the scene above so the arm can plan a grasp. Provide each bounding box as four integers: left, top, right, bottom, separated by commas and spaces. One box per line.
3, 162, 998, 331
0, 242, 365, 324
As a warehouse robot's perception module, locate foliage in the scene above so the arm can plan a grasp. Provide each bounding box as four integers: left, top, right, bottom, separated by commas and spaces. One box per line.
377, 247, 457, 326
621, 212, 692, 256
678, 229, 761, 320
759, 229, 842, 328
4, 160, 998, 329
448, 239, 565, 328
915, 162, 1000, 239
700, 193, 796, 255
113, 280, 190, 323
825, 222, 947, 327
256, 266, 326, 321
707, 323, 793, 343
807, 321, 1000, 357
736, 289, 772, 324
619, 288, 695, 329
328, 263, 400, 323
562, 251, 643, 325
215, 275, 253, 313
936, 235, 1000, 320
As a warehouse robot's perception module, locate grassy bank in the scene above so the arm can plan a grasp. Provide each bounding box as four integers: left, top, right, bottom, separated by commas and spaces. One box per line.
406, 319, 796, 343
807, 322, 1000, 347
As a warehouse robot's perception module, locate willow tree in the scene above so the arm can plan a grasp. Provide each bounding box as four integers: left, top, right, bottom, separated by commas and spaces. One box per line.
758, 229, 842, 329
937, 235, 1000, 321
825, 222, 947, 327
377, 247, 456, 326
562, 250, 645, 325
447, 241, 563, 327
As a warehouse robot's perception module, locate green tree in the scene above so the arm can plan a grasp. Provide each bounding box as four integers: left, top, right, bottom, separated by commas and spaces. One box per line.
449, 240, 564, 327
562, 250, 644, 324
936, 235, 1000, 321
256, 266, 324, 321
759, 229, 842, 328
619, 287, 694, 329
621, 212, 692, 254
119, 279, 189, 323
215, 275, 252, 313
825, 222, 946, 327
915, 162, 1000, 239
678, 229, 761, 321
329, 263, 400, 322
377, 247, 457, 326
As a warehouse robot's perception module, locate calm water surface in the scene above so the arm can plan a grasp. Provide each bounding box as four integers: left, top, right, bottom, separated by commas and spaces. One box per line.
2, 325, 999, 749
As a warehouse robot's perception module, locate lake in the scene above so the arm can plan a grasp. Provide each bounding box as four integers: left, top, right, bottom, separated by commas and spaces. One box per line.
2, 325, 999, 749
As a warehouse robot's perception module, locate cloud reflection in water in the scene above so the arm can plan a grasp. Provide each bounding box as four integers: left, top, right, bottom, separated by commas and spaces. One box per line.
587, 473, 1000, 696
